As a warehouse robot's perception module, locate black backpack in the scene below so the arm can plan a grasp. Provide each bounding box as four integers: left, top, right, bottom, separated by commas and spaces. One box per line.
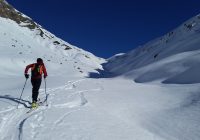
31, 64, 42, 77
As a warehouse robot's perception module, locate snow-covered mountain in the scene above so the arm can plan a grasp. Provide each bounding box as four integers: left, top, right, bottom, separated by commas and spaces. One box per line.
105, 14, 200, 84
1, 1, 200, 140
0, 0, 104, 78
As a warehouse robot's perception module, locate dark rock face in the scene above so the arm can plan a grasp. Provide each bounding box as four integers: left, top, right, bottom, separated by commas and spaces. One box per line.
0, 0, 37, 29
0, 0, 72, 50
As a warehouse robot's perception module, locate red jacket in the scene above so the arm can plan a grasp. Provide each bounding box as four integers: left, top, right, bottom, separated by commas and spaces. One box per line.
25, 63, 48, 79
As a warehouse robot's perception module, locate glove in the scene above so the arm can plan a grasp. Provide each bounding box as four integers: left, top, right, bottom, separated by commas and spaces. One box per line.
25, 74, 29, 79
44, 75, 47, 79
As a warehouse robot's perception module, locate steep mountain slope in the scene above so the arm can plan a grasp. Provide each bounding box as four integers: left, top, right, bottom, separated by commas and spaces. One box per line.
105, 14, 200, 84
0, 0, 104, 79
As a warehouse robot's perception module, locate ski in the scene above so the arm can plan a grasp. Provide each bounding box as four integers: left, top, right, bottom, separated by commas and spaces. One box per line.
26, 100, 48, 113
26, 107, 38, 113
38, 100, 48, 106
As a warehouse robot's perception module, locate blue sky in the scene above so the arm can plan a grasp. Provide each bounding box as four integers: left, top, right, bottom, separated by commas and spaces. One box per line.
6, 0, 200, 58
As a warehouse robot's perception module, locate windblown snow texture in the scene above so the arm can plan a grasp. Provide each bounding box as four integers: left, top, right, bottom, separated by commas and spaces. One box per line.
105, 14, 200, 84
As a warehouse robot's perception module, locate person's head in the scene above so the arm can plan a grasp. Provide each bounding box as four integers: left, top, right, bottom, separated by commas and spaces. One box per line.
37, 58, 43, 64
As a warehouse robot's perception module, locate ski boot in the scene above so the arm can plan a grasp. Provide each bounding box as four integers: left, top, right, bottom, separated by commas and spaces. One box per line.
31, 101, 38, 109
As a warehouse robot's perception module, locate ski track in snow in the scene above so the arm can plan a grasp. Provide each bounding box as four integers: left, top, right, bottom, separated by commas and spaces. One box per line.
0, 103, 46, 140
1, 77, 200, 140
0, 107, 15, 114
0, 109, 24, 140
53, 89, 100, 109
40, 79, 87, 95
19, 110, 45, 140
54, 109, 80, 126
0, 79, 102, 140
18, 117, 27, 140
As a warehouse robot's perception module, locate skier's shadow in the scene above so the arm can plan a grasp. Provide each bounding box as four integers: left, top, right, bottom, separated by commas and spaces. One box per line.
0, 95, 31, 108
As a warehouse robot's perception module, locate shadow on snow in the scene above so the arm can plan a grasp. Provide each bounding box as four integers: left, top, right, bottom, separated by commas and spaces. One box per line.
0, 95, 31, 108
87, 63, 119, 78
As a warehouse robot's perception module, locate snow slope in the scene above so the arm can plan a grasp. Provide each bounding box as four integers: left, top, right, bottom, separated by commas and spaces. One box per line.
0, 0, 104, 78
0, 1, 200, 140
0, 16, 104, 77
105, 14, 200, 84
1, 76, 200, 140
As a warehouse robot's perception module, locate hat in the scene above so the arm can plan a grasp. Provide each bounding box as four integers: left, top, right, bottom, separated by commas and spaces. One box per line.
37, 58, 43, 63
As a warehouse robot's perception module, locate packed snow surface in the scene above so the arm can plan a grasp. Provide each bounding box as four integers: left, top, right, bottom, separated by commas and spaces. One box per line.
105, 14, 200, 84
1, 76, 200, 140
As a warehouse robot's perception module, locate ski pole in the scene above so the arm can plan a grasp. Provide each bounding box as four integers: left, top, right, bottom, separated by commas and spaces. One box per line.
17, 78, 28, 109
44, 78, 48, 106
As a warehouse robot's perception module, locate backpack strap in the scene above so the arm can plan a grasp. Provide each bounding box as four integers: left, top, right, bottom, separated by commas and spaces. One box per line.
31, 64, 36, 71
39, 65, 43, 75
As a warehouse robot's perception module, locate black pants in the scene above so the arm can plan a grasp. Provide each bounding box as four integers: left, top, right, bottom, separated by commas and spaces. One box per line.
31, 78, 42, 102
